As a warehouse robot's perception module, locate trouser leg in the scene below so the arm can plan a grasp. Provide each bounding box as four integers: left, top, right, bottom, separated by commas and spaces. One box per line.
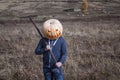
52, 68, 64, 80
43, 68, 52, 80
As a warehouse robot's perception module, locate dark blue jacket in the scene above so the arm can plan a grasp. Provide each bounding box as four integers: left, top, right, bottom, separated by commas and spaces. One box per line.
35, 36, 67, 68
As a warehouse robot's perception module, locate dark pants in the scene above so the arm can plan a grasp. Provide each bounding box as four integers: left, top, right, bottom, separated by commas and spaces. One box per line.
43, 68, 64, 80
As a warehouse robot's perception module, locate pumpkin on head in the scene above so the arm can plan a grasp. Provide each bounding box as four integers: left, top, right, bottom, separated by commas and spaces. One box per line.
42, 19, 63, 40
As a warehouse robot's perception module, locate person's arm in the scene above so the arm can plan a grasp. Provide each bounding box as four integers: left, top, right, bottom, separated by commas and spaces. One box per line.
56, 38, 67, 67
60, 39, 67, 64
35, 38, 47, 55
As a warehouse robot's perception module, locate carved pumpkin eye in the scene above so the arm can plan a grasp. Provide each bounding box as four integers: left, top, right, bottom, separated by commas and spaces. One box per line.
48, 30, 51, 32
56, 29, 58, 31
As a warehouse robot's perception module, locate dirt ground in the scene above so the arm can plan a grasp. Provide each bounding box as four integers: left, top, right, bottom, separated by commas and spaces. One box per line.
0, 1, 120, 80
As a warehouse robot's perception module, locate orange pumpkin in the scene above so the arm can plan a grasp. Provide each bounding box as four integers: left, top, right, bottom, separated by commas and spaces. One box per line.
42, 19, 63, 40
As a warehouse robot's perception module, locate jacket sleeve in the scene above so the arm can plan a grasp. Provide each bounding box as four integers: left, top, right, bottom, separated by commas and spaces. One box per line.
60, 38, 67, 64
35, 38, 46, 55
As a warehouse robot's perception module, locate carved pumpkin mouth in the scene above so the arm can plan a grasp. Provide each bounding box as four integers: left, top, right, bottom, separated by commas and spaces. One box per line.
45, 31, 61, 39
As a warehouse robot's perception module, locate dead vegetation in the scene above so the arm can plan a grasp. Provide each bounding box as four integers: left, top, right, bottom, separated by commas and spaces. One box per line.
0, 15, 120, 80
0, 1, 120, 80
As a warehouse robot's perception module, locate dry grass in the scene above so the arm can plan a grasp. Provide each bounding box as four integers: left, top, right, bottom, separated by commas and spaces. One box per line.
0, 1, 120, 80
0, 15, 120, 80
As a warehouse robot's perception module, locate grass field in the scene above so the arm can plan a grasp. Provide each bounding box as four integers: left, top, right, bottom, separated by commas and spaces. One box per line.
0, 1, 120, 80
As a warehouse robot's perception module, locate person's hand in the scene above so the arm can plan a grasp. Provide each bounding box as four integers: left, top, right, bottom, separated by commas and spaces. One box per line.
45, 45, 51, 51
56, 62, 62, 68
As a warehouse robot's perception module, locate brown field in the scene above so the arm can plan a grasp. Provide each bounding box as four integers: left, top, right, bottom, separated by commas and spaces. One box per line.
0, 0, 120, 80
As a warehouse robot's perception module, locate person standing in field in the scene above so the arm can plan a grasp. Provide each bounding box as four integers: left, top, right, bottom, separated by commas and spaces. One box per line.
81, 0, 88, 16
35, 19, 67, 80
